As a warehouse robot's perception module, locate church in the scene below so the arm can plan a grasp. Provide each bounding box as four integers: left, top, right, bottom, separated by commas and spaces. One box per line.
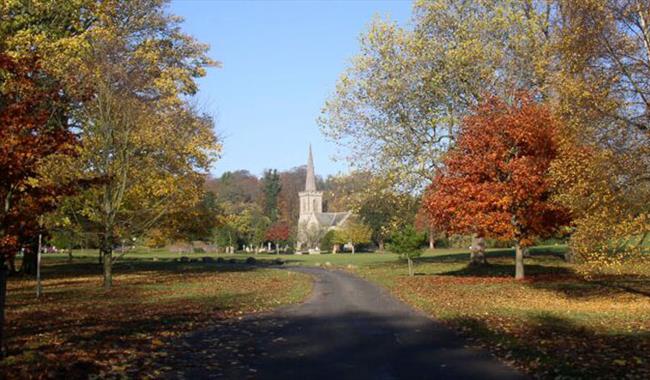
296, 146, 350, 253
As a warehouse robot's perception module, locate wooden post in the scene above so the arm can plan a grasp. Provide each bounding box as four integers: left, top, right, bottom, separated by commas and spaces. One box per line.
36, 234, 42, 298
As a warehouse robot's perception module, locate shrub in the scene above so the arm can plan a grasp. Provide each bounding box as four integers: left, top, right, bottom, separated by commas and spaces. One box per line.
390, 225, 424, 276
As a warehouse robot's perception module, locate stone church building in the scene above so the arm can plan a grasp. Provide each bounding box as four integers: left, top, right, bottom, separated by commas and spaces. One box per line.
296, 146, 350, 253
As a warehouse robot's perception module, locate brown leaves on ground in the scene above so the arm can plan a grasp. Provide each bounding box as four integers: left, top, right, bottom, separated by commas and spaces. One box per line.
1, 259, 311, 379
359, 255, 650, 379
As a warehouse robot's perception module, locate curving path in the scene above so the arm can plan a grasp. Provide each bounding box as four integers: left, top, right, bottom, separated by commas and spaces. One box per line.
161, 267, 525, 379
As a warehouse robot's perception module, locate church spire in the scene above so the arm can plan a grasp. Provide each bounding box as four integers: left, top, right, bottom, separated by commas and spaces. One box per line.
305, 144, 316, 191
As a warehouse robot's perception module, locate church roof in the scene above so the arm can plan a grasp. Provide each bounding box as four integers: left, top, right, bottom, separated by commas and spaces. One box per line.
305, 144, 317, 192
314, 212, 350, 228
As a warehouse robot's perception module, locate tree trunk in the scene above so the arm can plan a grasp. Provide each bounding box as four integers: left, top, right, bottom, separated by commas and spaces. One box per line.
0, 265, 6, 357
515, 242, 525, 280
351, 244, 355, 254
407, 257, 413, 277
429, 232, 435, 250
378, 240, 385, 251
275, 242, 279, 254
470, 235, 487, 265
6, 256, 15, 274
332, 244, 338, 254
564, 249, 573, 263
20, 248, 37, 275
101, 236, 113, 290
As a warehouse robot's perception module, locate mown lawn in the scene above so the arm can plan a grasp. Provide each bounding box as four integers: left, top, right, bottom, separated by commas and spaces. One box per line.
1, 258, 312, 379
351, 249, 650, 379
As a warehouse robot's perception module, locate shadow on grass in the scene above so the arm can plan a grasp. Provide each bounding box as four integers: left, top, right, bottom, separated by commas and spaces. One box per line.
449, 313, 650, 379
439, 263, 573, 278
419, 248, 565, 264
24, 257, 285, 283
428, 253, 650, 299
2, 287, 268, 379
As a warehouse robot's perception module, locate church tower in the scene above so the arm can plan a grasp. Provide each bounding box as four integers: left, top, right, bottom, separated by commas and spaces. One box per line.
299, 145, 323, 218
296, 145, 351, 252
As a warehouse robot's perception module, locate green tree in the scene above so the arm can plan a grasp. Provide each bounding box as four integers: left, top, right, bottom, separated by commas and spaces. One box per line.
261, 169, 281, 222
389, 225, 424, 277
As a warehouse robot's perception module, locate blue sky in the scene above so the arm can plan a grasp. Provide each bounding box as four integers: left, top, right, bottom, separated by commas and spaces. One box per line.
169, 0, 412, 178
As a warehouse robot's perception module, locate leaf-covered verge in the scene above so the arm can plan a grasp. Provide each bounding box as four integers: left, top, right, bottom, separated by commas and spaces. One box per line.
354, 250, 650, 379
0, 258, 311, 379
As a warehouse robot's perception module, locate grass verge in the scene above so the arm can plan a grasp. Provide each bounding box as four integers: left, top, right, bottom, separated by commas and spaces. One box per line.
352, 250, 650, 379
1, 258, 311, 379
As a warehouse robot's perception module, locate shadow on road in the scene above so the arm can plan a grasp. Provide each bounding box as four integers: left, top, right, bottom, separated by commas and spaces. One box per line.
158, 267, 525, 380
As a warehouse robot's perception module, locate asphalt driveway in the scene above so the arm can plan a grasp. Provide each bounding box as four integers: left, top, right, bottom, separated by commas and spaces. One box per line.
161, 267, 525, 379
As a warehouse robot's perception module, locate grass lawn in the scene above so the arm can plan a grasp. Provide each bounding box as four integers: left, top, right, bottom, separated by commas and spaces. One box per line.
6, 246, 648, 378
349, 248, 650, 379
1, 257, 311, 378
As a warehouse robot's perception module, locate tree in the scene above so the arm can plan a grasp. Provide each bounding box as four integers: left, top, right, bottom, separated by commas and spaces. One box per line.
277, 166, 307, 224
550, 0, 650, 269
153, 190, 222, 244
261, 169, 281, 222
390, 225, 424, 277
414, 206, 438, 250
207, 170, 261, 205
0, 53, 77, 354
319, 0, 554, 190
64, 1, 219, 289
333, 220, 372, 254
355, 181, 418, 251
265, 222, 290, 254
423, 94, 569, 279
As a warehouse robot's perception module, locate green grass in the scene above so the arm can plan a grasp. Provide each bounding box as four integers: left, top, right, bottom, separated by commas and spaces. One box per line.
49, 244, 568, 268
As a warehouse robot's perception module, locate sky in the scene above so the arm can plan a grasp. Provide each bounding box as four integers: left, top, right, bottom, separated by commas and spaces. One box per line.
169, 0, 412, 178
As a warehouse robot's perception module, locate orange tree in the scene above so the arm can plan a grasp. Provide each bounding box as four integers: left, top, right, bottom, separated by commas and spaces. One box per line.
265, 222, 290, 254
423, 94, 569, 279
0, 53, 77, 353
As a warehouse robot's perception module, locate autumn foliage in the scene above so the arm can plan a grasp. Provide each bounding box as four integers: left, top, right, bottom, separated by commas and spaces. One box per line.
0, 54, 76, 260
423, 94, 569, 279
265, 222, 290, 253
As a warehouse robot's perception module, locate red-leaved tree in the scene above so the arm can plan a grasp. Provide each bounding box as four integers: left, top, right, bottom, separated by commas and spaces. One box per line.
0, 53, 76, 353
423, 94, 569, 279
265, 222, 290, 254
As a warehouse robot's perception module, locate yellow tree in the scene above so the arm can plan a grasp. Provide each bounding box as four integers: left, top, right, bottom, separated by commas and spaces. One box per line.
319, 0, 554, 190
36, 1, 220, 289
551, 0, 650, 270
333, 220, 372, 254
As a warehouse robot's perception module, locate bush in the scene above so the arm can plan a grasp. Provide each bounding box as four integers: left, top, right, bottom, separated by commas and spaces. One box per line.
320, 230, 336, 252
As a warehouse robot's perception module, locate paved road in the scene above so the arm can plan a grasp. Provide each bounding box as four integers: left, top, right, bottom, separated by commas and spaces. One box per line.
161, 267, 525, 379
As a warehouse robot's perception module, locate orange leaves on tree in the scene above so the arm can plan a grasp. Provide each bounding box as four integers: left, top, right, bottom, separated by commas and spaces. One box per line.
0, 54, 76, 259
265, 222, 290, 243
265, 222, 290, 253
423, 94, 570, 275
